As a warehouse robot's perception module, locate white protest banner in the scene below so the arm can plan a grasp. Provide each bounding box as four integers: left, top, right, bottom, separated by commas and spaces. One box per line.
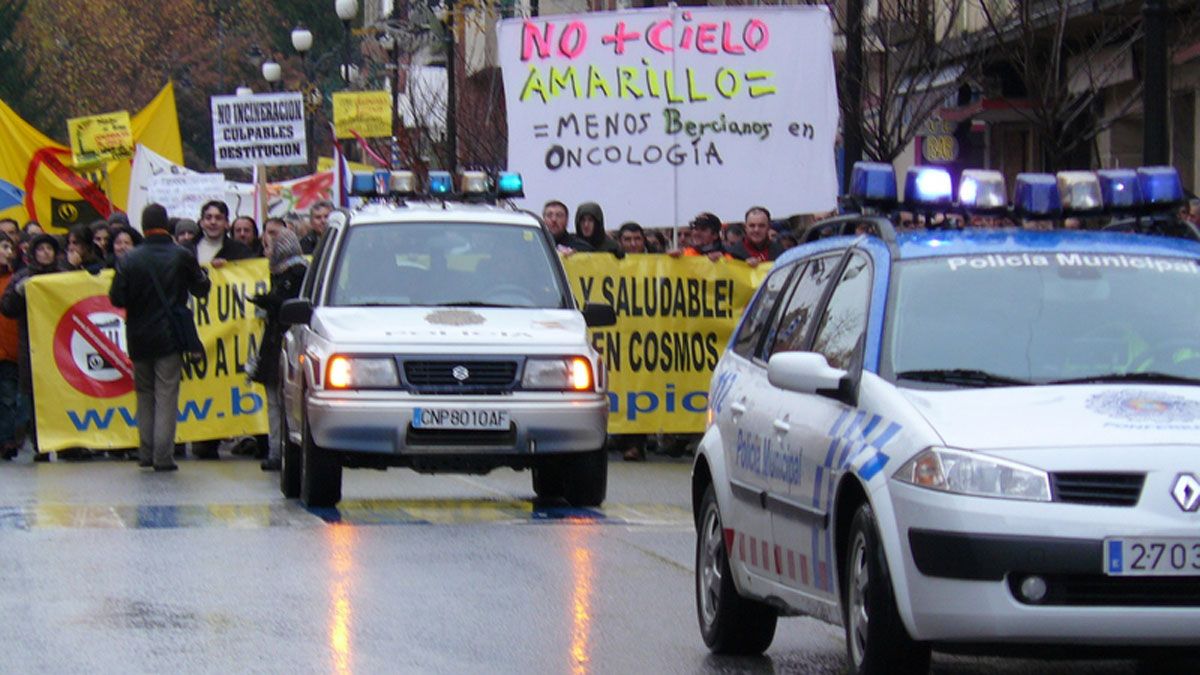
127, 144, 196, 231
211, 92, 307, 169
498, 7, 839, 228
149, 173, 228, 221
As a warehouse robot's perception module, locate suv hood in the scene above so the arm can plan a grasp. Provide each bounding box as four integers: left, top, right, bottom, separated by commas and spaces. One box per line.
313, 307, 588, 348
900, 385, 1200, 450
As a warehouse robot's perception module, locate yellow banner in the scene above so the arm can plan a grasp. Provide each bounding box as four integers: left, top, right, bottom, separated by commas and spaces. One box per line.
565, 254, 769, 434
332, 91, 392, 139
0, 82, 182, 233
27, 260, 269, 452
68, 111, 134, 167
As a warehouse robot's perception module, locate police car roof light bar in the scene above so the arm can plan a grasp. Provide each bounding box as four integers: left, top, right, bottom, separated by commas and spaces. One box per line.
1013, 173, 1061, 218
904, 166, 953, 209
958, 169, 1006, 213
848, 161, 898, 208
1137, 166, 1184, 208
389, 170, 416, 197
428, 171, 453, 196
1057, 171, 1103, 214
1096, 169, 1142, 212
350, 171, 375, 197
496, 172, 524, 199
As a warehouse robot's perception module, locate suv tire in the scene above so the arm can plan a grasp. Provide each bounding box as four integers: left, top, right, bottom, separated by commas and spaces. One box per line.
696, 483, 777, 654
300, 417, 342, 508
560, 447, 607, 507
531, 461, 564, 501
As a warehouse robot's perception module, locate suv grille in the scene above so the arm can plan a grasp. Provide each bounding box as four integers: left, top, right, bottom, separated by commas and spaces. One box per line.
402, 359, 519, 393
1050, 472, 1144, 507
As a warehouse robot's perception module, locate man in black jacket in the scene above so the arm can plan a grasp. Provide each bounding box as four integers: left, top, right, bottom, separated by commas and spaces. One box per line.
188, 200, 253, 267
110, 204, 211, 471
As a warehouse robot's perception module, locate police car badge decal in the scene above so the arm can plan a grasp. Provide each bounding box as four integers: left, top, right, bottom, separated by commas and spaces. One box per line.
1086, 390, 1200, 423
425, 309, 486, 326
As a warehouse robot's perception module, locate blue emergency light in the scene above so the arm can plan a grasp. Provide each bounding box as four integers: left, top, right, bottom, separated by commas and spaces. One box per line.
350, 171, 375, 196
1013, 173, 1061, 218
848, 162, 897, 206
1137, 166, 1184, 207
1096, 169, 1141, 210
428, 171, 453, 195
904, 166, 953, 208
958, 170, 1006, 212
496, 172, 524, 198
1056, 171, 1103, 213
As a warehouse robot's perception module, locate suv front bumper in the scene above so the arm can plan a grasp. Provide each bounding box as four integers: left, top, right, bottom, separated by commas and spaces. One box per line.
306, 391, 608, 455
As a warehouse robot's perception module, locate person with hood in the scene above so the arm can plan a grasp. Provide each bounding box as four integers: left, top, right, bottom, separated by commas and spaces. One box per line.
110, 204, 211, 471
66, 225, 107, 274
574, 202, 621, 256
542, 200, 592, 254
1, 234, 65, 460
249, 228, 308, 471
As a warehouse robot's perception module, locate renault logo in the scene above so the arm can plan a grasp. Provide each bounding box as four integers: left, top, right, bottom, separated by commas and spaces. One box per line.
1172, 473, 1200, 512
451, 365, 470, 382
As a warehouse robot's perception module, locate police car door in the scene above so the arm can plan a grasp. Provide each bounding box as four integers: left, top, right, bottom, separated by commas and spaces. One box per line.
714, 261, 797, 585
769, 251, 873, 600
283, 225, 339, 434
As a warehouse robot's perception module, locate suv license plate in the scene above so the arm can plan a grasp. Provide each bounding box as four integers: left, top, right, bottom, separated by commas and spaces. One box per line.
413, 408, 510, 431
1104, 538, 1200, 576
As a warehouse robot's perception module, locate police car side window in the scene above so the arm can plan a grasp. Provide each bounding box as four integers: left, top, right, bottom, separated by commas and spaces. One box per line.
303, 227, 338, 303
731, 262, 797, 360
768, 254, 841, 357
812, 253, 872, 370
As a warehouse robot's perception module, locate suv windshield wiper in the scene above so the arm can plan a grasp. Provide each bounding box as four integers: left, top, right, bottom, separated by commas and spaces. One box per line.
1048, 372, 1200, 386
432, 301, 520, 308
896, 369, 1031, 388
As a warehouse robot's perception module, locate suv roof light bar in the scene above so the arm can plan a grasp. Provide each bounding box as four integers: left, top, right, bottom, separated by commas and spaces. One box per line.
1013, 173, 1061, 218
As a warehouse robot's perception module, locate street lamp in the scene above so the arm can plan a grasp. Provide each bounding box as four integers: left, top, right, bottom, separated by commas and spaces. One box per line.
292, 25, 317, 171
236, 86, 254, 97
336, 0, 358, 85
261, 61, 282, 91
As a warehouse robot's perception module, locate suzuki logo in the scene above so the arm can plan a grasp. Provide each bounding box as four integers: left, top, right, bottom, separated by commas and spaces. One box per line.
451, 365, 470, 382
1172, 473, 1200, 512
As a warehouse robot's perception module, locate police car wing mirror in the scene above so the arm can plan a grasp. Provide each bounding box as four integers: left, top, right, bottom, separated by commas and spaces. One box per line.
279, 298, 314, 326
768, 352, 853, 404
581, 303, 616, 328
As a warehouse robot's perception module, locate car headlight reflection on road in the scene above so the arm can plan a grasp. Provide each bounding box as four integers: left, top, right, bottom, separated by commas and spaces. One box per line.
326, 356, 399, 389
893, 447, 1051, 501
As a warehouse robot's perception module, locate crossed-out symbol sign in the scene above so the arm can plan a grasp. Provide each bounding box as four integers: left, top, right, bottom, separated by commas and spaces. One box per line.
52, 295, 134, 398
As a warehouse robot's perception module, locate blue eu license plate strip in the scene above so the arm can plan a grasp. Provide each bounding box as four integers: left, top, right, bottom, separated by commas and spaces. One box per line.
1106, 540, 1124, 574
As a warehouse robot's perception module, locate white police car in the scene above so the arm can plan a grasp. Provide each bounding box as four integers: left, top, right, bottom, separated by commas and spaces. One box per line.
692, 164, 1200, 672
278, 171, 615, 508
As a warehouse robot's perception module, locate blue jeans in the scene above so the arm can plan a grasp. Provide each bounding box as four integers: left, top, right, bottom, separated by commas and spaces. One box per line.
0, 361, 23, 445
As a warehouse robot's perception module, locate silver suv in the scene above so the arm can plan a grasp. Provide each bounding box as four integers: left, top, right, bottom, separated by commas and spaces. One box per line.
278, 201, 615, 508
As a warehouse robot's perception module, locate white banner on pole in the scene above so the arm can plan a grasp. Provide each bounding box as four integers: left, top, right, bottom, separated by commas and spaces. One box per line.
498, 7, 839, 228
211, 92, 308, 169
149, 173, 229, 222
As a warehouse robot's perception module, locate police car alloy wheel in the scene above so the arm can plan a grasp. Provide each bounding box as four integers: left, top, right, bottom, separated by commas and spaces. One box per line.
695, 484, 777, 654
843, 504, 929, 675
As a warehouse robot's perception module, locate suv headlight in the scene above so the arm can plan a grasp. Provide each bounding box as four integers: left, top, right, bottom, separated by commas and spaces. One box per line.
326, 356, 399, 389
522, 357, 593, 391
893, 447, 1050, 502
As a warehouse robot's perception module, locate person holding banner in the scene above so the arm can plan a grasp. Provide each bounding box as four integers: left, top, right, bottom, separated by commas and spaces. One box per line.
1, 234, 65, 461
728, 206, 784, 265
249, 228, 307, 472
542, 200, 592, 254
109, 204, 212, 472
574, 202, 621, 256
674, 212, 731, 261
188, 200, 253, 269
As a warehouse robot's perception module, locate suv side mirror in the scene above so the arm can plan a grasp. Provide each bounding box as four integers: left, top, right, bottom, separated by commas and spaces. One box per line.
279, 298, 314, 326
768, 352, 857, 406
582, 303, 616, 327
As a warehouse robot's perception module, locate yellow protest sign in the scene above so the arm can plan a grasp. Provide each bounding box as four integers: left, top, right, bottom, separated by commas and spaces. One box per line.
332, 91, 393, 139
27, 260, 270, 452
564, 254, 769, 434
67, 111, 134, 167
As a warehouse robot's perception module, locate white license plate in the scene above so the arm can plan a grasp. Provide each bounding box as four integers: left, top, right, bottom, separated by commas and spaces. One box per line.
1104, 538, 1200, 576
412, 408, 510, 431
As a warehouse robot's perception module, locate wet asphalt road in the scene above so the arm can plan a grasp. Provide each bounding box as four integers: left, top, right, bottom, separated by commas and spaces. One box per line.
0, 452, 1193, 674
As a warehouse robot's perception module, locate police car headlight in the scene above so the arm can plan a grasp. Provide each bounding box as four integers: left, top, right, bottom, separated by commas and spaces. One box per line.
893, 447, 1050, 501
523, 357, 593, 391
326, 356, 399, 389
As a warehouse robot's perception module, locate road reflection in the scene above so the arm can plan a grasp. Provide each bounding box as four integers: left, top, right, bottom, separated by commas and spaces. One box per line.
328, 522, 355, 675
567, 523, 595, 675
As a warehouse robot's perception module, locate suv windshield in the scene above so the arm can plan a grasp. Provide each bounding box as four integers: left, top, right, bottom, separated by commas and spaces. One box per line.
327, 222, 568, 308
883, 252, 1200, 387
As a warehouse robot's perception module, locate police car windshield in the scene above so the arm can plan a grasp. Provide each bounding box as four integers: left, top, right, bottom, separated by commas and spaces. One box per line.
884, 252, 1200, 387
327, 222, 568, 309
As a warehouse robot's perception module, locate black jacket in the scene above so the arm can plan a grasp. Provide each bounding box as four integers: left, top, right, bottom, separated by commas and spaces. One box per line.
249, 262, 307, 387
109, 235, 211, 361
0, 259, 63, 393
185, 235, 254, 263
574, 201, 621, 255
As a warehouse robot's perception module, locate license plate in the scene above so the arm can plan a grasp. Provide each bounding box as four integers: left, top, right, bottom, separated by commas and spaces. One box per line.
1104, 538, 1200, 576
412, 408, 510, 431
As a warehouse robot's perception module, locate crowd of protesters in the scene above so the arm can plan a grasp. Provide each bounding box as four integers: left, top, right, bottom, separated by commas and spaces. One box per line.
0, 199, 323, 467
